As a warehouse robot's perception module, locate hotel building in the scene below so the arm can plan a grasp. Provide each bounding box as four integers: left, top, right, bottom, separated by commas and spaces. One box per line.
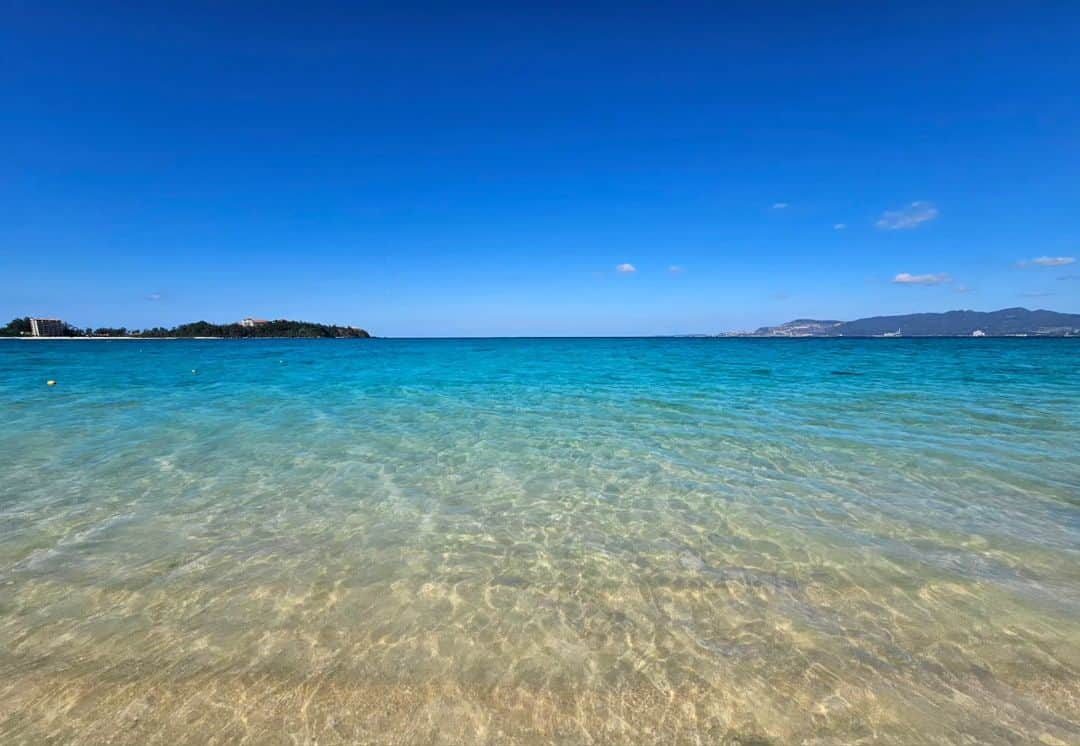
29, 318, 68, 337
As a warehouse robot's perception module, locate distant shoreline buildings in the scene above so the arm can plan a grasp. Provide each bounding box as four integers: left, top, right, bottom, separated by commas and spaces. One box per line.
2, 316, 370, 339
29, 318, 69, 337
722, 308, 1080, 337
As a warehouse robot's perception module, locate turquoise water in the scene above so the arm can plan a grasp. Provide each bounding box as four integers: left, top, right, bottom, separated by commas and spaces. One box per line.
1, 338, 1078, 745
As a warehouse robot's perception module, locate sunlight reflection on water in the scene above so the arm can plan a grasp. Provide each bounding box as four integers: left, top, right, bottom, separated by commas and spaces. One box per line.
1, 339, 1078, 744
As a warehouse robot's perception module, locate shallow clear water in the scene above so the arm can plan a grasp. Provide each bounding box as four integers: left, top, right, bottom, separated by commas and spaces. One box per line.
1, 338, 1078, 745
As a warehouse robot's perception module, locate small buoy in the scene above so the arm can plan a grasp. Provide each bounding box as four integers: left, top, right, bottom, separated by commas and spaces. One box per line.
191, 369, 197, 374
46, 380, 56, 386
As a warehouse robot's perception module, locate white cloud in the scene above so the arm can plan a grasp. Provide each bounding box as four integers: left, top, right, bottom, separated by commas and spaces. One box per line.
876, 201, 939, 230
616, 263, 636, 274
893, 272, 951, 285
771, 202, 789, 209
668, 265, 685, 274
1019, 256, 1076, 267
1021, 291, 1054, 298
833, 223, 846, 230
952, 285, 975, 294
147, 292, 163, 301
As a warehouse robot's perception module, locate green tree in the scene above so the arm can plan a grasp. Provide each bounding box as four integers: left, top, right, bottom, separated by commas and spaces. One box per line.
0, 317, 32, 336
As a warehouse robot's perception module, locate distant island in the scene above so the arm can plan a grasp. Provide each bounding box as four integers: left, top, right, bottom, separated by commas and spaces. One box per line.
723, 308, 1080, 337
1, 317, 372, 339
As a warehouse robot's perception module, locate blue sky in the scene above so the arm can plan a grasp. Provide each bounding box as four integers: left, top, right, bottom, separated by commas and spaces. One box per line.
2, 2, 1078, 336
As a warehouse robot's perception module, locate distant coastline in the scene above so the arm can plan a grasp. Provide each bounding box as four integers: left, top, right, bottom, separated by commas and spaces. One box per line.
5, 307, 1080, 340
3, 336, 221, 340
1, 318, 372, 340
719, 307, 1080, 338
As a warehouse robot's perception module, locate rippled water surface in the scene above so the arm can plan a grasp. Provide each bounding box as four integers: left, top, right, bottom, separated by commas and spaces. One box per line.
1, 338, 1078, 745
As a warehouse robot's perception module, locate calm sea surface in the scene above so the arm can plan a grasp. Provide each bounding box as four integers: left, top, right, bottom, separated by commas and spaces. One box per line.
1, 338, 1078, 745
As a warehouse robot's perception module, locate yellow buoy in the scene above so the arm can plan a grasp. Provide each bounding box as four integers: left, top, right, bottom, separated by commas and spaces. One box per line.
46, 380, 56, 386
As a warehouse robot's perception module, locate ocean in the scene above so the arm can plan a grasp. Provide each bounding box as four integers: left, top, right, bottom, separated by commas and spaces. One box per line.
1, 338, 1078, 744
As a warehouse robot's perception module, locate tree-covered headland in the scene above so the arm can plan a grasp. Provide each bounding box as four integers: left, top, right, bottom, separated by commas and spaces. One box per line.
1, 318, 372, 338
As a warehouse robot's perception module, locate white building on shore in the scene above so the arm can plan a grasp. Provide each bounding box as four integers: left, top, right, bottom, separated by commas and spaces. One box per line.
29, 318, 68, 337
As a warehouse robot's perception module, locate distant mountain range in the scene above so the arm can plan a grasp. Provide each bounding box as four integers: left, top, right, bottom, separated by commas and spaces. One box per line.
725, 308, 1080, 337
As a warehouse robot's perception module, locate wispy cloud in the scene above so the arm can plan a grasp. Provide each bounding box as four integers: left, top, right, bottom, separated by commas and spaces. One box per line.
668, 265, 685, 275
876, 201, 939, 230
146, 292, 163, 301
771, 202, 789, 210
952, 284, 975, 294
893, 272, 951, 285
1018, 256, 1076, 267
771, 292, 790, 301
1021, 291, 1054, 298
616, 263, 637, 274
1059, 274, 1080, 281
833, 223, 846, 230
